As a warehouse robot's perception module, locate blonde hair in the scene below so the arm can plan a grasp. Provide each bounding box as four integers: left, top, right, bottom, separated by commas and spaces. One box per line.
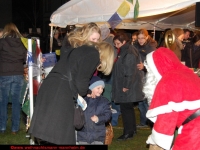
95, 41, 114, 75
172, 28, 184, 38
2, 22, 22, 38
68, 22, 101, 48
170, 28, 184, 60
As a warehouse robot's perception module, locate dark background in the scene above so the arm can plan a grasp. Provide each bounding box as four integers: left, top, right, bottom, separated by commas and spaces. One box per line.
0, 0, 162, 53
0, 0, 161, 37
0, 0, 69, 37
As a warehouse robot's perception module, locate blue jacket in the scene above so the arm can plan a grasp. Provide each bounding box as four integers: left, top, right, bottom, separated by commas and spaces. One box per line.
77, 96, 111, 144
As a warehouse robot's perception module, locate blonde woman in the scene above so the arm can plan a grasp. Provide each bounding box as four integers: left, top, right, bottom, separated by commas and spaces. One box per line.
0, 28, 3, 38
29, 27, 114, 145
61, 22, 102, 56
171, 28, 184, 60
0, 23, 27, 134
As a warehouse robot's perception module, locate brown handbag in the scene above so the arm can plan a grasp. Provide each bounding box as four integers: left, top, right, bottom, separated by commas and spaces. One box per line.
149, 144, 164, 150
74, 103, 85, 130
105, 122, 114, 145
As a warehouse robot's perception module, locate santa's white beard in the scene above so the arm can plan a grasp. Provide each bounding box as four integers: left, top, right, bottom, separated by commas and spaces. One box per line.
143, 62, 159, 106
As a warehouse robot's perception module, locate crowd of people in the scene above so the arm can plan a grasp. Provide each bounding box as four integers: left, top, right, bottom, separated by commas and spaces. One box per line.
0, 22, 200, 149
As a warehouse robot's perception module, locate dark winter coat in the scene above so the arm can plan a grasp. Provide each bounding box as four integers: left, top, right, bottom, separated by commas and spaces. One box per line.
52, 37, 61, 52
77, 96, 111, 144
29, 44, 100, 145
60, 36, 72, 57
181, 42, 200, 68
0, 37, 27, 76
134, 36, 157, 62
112, 43, 144, 103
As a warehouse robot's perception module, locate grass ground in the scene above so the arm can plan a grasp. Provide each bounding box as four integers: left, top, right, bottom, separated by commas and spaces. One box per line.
0, 104, 152, 150
108, 107, 151, 150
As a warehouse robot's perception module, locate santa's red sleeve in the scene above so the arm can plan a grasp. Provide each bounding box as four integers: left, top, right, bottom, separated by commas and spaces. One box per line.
147, 111, 178, 149
146, 72, 200, 150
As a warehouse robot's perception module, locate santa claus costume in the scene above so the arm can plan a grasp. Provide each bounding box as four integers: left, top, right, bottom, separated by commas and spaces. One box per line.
145, 47, 200, 150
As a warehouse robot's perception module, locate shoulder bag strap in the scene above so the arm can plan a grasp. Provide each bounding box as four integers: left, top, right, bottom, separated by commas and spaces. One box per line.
64, 49, 78, 101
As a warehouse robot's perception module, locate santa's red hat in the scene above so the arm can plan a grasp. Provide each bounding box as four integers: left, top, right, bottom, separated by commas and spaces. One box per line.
146, 47, 188, 81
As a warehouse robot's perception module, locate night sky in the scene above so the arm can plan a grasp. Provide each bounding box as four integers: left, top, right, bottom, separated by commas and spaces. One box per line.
12, 0, 43, 33
11, 0, 70, 35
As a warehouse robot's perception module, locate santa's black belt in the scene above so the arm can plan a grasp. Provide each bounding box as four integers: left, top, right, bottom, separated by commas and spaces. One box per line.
182, 109, 200, 125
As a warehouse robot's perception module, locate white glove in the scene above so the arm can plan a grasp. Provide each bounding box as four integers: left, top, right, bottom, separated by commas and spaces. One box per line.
77, 95, 87, 111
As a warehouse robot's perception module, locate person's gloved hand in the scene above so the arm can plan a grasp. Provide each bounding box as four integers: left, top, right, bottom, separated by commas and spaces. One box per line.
77, 95, 87, 111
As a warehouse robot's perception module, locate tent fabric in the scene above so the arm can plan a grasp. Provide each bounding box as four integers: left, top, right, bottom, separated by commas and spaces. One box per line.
50, 0, 200, 30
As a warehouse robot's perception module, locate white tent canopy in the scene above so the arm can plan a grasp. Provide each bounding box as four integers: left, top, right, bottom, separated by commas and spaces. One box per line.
50, 0, 200, 31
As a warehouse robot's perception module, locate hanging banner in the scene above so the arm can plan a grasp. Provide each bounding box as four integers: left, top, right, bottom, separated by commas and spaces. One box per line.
100, 24, 110, 40
117, 1, 130, 17
107, 12, 122, 29
21, 37, 34, 50
28, 51, 34, 65
126, 0, 133, 4
21, 37, 29, 50
134, 0, 139, 19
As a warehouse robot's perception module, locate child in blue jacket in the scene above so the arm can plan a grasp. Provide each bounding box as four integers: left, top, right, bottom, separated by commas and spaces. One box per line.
77, 76, 112, 145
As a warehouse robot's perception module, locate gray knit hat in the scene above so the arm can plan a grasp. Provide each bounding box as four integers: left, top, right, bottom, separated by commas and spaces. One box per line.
89, 76, 105, 90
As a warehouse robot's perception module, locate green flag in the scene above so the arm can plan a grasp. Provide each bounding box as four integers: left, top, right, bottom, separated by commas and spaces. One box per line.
127, 0, 133, 4
134, 0, 139, 19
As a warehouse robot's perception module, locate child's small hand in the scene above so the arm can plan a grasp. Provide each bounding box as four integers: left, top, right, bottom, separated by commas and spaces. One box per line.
41, 57, 46, 63
91, 115, 99, 123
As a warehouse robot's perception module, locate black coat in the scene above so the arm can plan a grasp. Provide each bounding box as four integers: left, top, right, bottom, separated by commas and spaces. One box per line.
112, 43, 144, 103
134, 37, 157, 62
60, 35, 72, 57
0, 37, 27, 76
77, 96, 111, 143
29, 44, 100, 144
181, 42, 200, 68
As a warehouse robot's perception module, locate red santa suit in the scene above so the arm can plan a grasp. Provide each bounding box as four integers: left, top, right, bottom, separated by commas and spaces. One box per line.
145, 47, 200, 150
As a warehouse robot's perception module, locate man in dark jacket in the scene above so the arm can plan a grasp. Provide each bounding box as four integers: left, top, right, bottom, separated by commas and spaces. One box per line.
112, 32, 144, 140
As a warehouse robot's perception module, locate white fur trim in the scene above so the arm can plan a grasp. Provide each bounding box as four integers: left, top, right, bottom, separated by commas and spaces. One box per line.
178, 125, 183, 134
168, 100, 200, 111
146, 134, 156, 145
147, 129, 174, 150
147, 99, 200, 123
146, 51, 162, 81
146, 104, 172, 123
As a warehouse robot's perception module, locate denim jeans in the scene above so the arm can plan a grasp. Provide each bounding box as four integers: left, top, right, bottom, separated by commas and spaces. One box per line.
111, 102, 121, 126
78, 141, 103, 145
138, 99, 149, 125
0, 75, 24, 132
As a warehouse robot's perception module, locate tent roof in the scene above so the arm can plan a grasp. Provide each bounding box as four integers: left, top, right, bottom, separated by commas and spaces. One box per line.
50, 0, 200, 31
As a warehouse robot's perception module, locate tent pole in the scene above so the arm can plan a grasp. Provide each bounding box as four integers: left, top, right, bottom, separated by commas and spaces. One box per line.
36, 39, 41, 82
155, 7, 189, 25
186, 21, 200, 31
28, 39, 35, 145
50, 26, 53, 53
153, 26, 156, 40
